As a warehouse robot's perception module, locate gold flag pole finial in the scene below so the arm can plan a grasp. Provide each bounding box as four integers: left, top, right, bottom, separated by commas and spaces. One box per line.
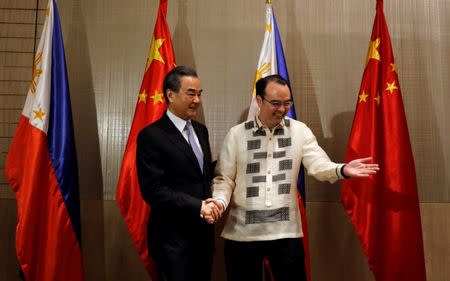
266, 0, 272, 4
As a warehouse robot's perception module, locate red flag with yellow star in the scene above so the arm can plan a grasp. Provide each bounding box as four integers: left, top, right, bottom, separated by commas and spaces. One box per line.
116, 0, 175, 279
341, 1, 426, 281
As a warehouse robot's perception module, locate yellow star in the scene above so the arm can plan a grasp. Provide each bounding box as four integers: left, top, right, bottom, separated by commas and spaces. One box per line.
145, 37, 165, 71
358, 91, 368, 103
33, 107, 46, 121
252, 63, 271, 95
138, 90, 148, 103
374, 93, 381, 106
30, 52, 43, 94
366, 38, 381, 65
265, 23, 272, 32
390, 63, 397, 73
151, 90, 165, 105
385, 81, 398, 94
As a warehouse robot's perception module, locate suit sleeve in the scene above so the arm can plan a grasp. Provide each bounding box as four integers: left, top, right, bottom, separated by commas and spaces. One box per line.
136, 129, 202, 217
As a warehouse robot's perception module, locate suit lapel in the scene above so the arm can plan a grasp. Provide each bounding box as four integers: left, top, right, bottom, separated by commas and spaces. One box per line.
159, 113, 203, 173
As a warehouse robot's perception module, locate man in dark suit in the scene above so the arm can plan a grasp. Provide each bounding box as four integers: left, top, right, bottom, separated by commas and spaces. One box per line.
136, 66, 220, 281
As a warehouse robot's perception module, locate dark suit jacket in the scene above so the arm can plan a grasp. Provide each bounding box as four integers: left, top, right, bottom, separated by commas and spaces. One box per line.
136, 112, 214, 259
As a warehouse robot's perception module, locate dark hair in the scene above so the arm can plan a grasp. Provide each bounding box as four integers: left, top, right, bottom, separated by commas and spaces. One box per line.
163, 66, 198, 104
255, 74, 288, 97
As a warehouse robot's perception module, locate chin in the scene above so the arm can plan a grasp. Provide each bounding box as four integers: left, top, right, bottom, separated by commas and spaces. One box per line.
187, 110, 198, 118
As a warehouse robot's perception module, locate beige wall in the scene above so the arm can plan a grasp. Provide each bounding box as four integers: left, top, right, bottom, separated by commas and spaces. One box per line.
1, 0, 449, 280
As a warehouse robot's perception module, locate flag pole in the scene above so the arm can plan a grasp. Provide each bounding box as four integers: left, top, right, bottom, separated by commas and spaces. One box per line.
32, 0, 40, 76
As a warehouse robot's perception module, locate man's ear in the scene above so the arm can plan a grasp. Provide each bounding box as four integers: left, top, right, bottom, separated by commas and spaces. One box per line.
167, 90, 174, 103
256, 95, 263, 107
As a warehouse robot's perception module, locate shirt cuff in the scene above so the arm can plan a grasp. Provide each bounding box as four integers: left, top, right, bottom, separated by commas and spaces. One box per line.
336, 164, 348, 179
216, 197, 228, 210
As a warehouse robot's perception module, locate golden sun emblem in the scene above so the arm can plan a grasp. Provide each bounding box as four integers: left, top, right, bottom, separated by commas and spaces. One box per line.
30, 53, 43, 94
252, 63, 271, 95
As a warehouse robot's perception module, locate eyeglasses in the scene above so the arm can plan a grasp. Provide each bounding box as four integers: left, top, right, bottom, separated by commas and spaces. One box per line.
261, 96, 293, 108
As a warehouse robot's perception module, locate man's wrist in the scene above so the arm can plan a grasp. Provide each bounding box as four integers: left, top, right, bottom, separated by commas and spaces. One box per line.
200, 200, 205, 218
341, 164, 350, 179
216, 198, 227, 211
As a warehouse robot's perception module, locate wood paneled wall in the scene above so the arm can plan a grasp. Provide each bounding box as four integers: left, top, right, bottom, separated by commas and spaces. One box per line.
1, 0, 449, 280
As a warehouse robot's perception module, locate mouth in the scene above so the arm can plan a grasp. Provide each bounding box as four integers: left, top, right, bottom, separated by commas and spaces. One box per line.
188, 106, 199, 113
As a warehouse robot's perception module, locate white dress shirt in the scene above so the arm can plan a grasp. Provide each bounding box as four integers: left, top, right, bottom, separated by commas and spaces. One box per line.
213, 116, 345, 241
166, 110, 203, 154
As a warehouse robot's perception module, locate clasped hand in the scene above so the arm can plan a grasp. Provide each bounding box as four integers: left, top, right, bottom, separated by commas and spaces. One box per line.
200, 199, 224, 224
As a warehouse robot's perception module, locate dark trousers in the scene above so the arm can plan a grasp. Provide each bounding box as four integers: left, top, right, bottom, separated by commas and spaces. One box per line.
224, 238, 306, 281
154, 247, 213, 281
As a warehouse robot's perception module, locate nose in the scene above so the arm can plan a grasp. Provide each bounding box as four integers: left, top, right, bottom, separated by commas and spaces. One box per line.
277, 106, 287, 114
192, 94, 201, 103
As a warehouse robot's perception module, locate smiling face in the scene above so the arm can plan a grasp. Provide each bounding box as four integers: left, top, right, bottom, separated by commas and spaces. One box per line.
167, 75, 203, 120
256, 81, 292, 129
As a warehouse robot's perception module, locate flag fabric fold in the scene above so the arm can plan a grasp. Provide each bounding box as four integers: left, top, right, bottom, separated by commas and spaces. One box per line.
5, 0, 84, 280
115, 0, 175, 279
341, 1, 426, 281
248, 3, 310, 281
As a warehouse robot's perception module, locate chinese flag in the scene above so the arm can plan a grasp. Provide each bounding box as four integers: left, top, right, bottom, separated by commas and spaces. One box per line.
341, 1, 426, 281
116, 0, 175, 279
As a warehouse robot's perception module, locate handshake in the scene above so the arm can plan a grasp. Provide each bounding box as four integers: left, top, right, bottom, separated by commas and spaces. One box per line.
200, 198, 224, 224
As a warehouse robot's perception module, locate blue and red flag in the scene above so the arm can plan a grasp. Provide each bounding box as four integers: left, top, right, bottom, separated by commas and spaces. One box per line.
5, 0, 84, 280
273, 10, 310, 281
248, 3, 310, 280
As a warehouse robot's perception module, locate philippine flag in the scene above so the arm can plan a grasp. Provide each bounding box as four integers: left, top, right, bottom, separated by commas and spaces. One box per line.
5, 0, 85, 280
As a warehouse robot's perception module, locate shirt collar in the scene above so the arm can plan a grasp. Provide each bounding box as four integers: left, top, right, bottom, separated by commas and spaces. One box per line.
254, 114, 286, 133
166, 110, 189, 134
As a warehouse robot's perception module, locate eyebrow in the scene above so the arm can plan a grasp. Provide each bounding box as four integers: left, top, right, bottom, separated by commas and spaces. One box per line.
186, 88, 203, 93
